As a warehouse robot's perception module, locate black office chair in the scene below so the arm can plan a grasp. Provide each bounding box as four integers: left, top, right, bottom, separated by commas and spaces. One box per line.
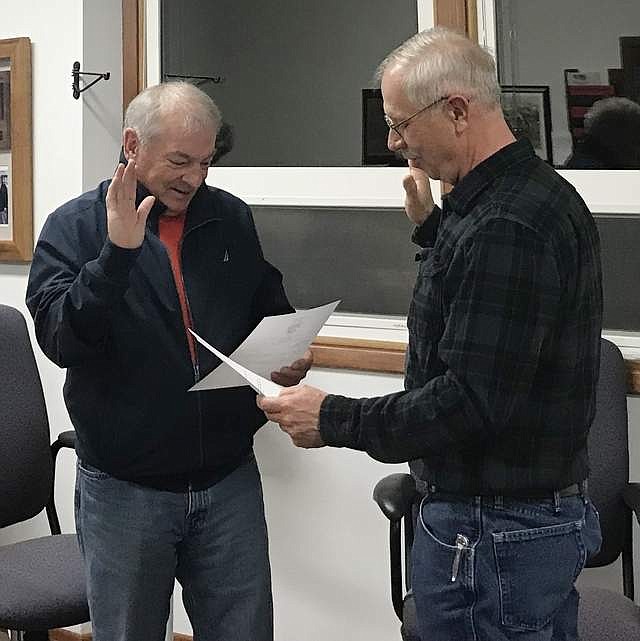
0, 304, 88, 640
373, 338, 640, 640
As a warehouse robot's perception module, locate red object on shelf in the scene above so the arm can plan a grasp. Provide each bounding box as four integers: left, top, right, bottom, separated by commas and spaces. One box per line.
567, 85, 616, 96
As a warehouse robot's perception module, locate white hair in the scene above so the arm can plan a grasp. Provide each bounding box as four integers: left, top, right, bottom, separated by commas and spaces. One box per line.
124, 81, 222, 143
584, 96, 640, 131
376, 27, 501, 109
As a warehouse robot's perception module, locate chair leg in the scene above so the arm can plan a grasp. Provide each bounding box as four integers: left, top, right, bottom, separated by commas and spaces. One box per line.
8, 631, 25, 641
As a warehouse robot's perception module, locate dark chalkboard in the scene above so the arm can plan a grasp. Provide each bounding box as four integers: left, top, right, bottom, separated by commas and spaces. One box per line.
253, 206, 416, 316
253, 207, 640, 332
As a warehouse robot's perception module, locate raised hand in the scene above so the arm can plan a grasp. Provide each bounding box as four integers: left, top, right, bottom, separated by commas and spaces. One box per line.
402, 164, 435, 226
106, 159, 156, 249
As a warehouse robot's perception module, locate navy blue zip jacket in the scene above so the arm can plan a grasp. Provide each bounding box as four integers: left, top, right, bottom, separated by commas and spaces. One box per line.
26, 179, 293, 484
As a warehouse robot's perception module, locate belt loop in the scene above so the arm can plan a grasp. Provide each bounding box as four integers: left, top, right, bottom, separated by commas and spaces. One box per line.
580, 479, 589, 504
494, 494, 503, 510
553, 490, 561, 513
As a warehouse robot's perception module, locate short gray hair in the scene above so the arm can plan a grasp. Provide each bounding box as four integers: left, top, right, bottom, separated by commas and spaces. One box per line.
376, 27, 500, 109
584, 96, 640, 132
124, 81, 222, 143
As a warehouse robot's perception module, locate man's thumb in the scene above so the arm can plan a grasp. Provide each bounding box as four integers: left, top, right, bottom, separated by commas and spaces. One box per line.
137, 195, 156, 223
402, 174, 418, 201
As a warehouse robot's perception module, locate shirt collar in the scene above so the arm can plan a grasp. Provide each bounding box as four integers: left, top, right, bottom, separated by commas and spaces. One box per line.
443, 138, 536, 216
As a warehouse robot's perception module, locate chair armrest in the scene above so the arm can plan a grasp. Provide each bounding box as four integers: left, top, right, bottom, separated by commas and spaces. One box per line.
373, 473, 418, 521
46, 430, 78, 535
52, 429, 77, 454
623, 482, 640, 526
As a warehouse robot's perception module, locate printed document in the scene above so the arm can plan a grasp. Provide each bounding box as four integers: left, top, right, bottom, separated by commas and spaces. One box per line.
188, 300, 340, 394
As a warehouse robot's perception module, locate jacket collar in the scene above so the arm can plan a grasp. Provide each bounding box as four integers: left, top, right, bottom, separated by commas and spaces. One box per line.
443, 138, 535, 217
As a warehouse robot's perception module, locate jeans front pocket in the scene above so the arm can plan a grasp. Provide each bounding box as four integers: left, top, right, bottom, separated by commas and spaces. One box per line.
77, 460, 111, 480
492, 519, 586, 631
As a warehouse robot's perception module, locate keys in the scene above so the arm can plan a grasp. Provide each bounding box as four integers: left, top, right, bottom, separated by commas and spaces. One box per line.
451, 533, 470, 583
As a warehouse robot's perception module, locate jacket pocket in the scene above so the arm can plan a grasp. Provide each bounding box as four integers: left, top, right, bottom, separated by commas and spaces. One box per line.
407, 252, 447, 341
492, 520, 586, 631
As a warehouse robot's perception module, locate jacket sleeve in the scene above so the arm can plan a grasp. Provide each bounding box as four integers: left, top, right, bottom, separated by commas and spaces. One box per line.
26, 209, 141, 368
250, 260, 295, 325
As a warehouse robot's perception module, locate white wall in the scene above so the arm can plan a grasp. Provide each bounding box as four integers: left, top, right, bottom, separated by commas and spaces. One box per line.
0, 0, 122, 635
0, 2, 83, 547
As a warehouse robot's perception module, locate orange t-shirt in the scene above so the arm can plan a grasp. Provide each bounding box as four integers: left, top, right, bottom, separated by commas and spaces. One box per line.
158, 213, 197, 364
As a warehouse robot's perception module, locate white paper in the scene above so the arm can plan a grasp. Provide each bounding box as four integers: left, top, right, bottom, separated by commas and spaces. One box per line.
188, 300, 340, 393
189, 330, 283, 396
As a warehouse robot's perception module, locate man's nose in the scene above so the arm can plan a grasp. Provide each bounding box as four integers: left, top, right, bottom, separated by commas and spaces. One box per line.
182, 165, 206, 188
387, 128, 405, 152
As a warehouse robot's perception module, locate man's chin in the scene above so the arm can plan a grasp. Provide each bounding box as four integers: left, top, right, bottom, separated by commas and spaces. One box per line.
408, 158, 439, 180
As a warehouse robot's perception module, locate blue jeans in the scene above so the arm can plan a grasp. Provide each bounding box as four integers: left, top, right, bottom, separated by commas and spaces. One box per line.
412, 488, 601, 641
75, 455, 272, 641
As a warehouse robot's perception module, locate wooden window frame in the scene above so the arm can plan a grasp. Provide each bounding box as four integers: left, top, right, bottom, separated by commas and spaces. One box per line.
0, 37, 33, 262
122, 0, 146, 112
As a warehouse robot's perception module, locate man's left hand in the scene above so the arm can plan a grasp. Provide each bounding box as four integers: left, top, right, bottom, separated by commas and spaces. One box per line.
257, 384, 327, 449
270, 349, 313, 387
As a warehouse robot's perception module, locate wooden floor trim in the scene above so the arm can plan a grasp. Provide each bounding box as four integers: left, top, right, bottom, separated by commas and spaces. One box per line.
311, 337, 640, 395
50, 632, 92, 641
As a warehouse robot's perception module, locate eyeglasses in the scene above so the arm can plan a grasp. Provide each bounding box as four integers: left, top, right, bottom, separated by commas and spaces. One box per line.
384, 96, 449, 138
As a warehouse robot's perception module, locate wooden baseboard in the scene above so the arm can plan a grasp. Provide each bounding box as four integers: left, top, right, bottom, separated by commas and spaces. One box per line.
50, 632, 92, 641
50, 632, 192, 641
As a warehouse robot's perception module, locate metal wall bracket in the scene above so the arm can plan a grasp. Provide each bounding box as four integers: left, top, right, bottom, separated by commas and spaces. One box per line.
164, 73, 225, 87
72, 61, 111, 99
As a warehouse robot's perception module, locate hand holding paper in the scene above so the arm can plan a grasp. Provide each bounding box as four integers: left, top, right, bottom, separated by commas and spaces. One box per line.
189, 330, 283, 397
189, 300, 339, 392
257, 385, 327, 448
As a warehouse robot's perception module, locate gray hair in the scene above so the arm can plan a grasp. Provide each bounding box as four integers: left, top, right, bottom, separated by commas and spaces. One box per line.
124, 81, 222, 143
584, 96, 640, 131
376, 27, 501, 109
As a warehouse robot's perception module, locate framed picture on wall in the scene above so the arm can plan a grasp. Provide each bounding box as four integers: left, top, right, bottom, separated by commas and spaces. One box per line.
0, 37, 32, 262
500, 85, 553, 165
0, 69, 10, 152
0, 166, 9, 226
361, 88, 406, 166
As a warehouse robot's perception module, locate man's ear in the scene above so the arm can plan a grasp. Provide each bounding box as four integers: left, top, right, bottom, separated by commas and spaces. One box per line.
447, 96, 470, 133
122, 128, 139, 161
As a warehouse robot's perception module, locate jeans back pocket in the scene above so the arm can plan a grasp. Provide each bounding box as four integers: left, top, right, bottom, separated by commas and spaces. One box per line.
492, 520, 586, 631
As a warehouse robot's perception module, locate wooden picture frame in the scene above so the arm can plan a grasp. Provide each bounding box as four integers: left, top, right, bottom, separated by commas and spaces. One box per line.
0, 37, 32, 262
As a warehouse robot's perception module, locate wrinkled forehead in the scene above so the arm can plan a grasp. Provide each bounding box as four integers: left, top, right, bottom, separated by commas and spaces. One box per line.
143, 113, 216, 152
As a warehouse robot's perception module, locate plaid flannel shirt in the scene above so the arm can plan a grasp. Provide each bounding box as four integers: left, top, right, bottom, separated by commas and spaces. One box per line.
319, 139, 603, 493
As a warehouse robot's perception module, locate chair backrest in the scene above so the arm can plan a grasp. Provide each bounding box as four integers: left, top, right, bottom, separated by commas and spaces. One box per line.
585, 338, 630, 567
0, 304, 54, 527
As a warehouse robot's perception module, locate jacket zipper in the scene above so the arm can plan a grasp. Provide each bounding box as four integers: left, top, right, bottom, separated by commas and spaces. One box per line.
180, 223, 212, 470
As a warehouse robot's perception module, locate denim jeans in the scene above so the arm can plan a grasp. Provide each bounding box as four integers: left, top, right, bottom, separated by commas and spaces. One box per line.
75, 455, 272, 641
412, 488, 601, 641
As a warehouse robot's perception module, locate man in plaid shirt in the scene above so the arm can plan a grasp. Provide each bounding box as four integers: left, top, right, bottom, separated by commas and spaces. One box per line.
259, 27, 602, 640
